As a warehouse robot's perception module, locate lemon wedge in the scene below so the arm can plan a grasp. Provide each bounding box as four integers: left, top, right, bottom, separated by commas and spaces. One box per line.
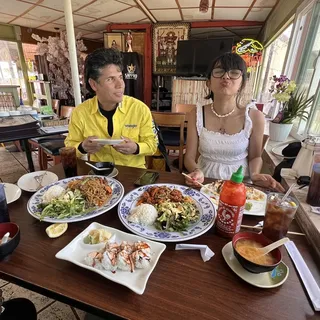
46, 223, 68, 238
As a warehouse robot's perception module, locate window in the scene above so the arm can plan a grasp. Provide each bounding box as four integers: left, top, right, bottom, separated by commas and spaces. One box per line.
255, 24, 293, 102
286, 0, 320, 138
0, 40, 27, 101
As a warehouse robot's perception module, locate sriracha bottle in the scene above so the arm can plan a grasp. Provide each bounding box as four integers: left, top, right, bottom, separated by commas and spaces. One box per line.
216, 166, 246, 238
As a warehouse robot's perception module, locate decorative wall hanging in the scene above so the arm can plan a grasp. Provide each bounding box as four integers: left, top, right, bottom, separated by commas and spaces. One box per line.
233, 38, 264, 73
104, 32, 125, 52
153, 23, 190, 75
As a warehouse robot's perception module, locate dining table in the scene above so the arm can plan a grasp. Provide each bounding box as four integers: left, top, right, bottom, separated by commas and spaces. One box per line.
0, 163, 320, 320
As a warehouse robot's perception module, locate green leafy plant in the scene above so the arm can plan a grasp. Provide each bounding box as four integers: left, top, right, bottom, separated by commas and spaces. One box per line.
273, 90, 314, 124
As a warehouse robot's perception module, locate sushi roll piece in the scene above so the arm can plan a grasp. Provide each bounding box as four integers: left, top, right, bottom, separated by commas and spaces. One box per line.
120, 241, 134, 254
101, 250, 118, 273
117, 250, 134, 272
84, 251, 104, 270
106, 242, 120, 253
134, 241, 151, 255
131, 249, 151, 269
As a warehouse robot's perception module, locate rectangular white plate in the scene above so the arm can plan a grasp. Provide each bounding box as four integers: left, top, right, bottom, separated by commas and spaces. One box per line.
55, 222, 166, 295
92, 139, 124, 145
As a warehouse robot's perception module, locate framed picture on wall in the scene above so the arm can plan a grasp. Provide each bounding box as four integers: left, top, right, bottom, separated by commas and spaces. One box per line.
153, 23, 190, 75
104, 32, 125, 51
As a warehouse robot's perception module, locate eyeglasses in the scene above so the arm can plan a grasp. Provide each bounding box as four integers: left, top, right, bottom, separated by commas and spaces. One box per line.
211, 68, 242, 80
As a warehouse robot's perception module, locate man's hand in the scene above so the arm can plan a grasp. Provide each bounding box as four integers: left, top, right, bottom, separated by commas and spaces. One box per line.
113, 136, 138, 155
82, 136, 104, 154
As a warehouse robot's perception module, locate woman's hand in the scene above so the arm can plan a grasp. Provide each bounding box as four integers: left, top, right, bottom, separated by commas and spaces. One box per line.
251, 173, 285, 192
185, 168, 204, 187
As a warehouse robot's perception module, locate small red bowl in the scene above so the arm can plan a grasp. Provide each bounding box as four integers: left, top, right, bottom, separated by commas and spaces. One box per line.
232, 231, 282, 274
0, 222, 20, 260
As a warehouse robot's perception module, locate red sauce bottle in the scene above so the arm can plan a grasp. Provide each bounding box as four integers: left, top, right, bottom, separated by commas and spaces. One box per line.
216, 166, 246, 238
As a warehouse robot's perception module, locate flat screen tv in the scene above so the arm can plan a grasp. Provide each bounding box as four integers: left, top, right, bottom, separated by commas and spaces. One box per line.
176, 38, 234, 77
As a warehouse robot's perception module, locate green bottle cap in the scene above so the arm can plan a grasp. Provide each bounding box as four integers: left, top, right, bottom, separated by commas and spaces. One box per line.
230, 165, 244, 183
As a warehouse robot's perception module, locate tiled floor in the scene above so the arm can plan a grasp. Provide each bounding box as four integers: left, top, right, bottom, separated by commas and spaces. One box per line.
0, 143, 180, 319
0, 144, 88, 319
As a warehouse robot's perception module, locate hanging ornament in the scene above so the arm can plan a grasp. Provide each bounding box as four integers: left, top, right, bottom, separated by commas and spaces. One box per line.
199, 0, 209, 13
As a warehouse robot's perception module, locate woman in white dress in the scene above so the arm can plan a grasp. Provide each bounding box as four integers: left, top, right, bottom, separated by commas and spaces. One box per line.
184, 53, 284, 192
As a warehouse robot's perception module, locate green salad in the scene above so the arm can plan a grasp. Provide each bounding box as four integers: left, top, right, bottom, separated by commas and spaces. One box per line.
37, 189, 92, 220
154, 201, 199, 232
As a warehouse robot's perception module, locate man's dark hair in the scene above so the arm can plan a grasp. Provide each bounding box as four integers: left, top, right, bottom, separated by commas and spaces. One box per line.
84, 48, 123, 94
205, 52, 247, 105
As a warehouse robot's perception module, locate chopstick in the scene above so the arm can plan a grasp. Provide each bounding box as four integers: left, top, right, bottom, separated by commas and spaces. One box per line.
181, 172, 213, 193
240, 224, 305, 236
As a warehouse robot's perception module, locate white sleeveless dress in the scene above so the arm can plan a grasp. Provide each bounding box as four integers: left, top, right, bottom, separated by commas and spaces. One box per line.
196, 102, 253, 180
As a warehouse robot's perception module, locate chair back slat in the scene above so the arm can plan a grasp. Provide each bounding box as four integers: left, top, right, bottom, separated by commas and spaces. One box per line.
175, 104, 196, 122
60, 106, 74, 118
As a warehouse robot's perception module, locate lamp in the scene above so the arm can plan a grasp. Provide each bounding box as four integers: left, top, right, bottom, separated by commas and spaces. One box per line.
199, 0, 209, 13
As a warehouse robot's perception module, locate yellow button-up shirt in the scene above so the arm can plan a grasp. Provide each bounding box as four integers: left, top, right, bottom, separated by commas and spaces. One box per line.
65, 95, 157, 168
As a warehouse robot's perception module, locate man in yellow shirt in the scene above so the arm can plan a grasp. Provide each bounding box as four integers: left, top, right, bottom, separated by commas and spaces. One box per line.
65, 48, 157, 169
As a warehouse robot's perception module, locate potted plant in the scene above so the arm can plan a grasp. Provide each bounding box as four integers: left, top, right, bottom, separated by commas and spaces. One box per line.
268, 75, 314, 141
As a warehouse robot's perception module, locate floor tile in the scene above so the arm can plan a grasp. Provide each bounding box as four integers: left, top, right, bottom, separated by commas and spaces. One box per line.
75, 308, 87, 320
0, 279, 8, 287
37, 301, 77, 320
1, 283, 53, 312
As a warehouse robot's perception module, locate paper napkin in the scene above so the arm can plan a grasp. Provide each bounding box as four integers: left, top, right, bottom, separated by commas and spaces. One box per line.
285, 241, 320, 311
175, 244, 215, 262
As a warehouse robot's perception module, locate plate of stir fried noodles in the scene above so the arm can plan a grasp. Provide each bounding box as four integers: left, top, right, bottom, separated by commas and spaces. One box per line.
118, 184, 216, 242
27, 175, 124, 223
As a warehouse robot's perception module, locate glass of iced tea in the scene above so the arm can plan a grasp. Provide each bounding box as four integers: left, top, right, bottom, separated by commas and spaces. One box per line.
262, 193, 298, 241
59, 147, 77, 178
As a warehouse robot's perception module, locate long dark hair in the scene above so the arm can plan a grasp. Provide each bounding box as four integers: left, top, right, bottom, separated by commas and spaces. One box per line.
84, 48, 123, 95
205, 52, 247, 106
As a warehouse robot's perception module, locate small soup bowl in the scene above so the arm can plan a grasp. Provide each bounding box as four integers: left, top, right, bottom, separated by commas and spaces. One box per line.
86, 161, 115, 176
232, 231, 282, 274
0, 222, 20, 260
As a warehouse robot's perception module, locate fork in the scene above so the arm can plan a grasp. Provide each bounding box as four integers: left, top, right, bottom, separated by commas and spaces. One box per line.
34, 172, 47, 190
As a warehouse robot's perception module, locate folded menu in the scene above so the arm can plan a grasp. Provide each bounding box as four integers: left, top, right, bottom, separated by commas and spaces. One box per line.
0, 115, 39, 133
41, 125, 69, 134
285, 241, 320, 311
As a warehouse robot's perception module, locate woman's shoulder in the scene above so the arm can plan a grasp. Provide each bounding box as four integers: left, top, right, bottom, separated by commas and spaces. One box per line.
248, 107, 265, 126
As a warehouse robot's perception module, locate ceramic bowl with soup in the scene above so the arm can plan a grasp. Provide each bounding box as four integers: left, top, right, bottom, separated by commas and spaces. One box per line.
232, 231, 282, 274
0, 222, 20, 260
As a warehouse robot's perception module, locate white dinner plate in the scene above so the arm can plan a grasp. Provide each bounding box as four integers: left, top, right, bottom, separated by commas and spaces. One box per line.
200, 184, 267, 216
2, 183, 21, 204
17, 171, 59, 192
55, 222, 166, 295
27, 175, 124, 223
118, 183, 216, 242
92, 139, 124, 145
222, 241, 289, 288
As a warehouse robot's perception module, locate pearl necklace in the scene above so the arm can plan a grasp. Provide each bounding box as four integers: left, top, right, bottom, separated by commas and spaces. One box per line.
210, 104, 235, 118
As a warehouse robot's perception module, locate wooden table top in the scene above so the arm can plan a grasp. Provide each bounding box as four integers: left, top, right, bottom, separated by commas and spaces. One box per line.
1, 164, 320, 320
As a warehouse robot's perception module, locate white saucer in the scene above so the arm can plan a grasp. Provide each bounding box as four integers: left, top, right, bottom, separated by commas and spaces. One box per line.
92, 139, 124, 145
88, 167, 118, 178
2, 183, 21, 204
17, 171, 59, 192
108, 167, 119, 178
222, 241, 289, 288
